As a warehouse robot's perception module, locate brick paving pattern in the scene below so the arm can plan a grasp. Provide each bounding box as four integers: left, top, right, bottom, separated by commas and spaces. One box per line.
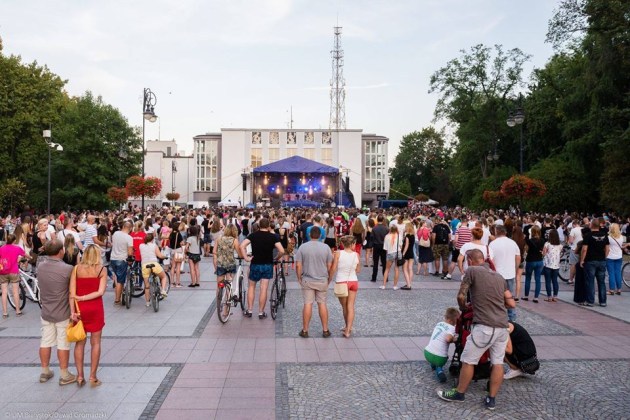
0, 259, 628, 419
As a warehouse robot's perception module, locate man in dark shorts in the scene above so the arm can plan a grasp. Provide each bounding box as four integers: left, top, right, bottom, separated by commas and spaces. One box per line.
431, 217, 451, 277
503, 321, 538, 379
240, 218, 284, 319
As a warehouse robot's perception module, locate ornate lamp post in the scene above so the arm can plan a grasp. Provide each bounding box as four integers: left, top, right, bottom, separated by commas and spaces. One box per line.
507, 95, 525, 174
43, 129, 63, 214
142, 88, 158, 211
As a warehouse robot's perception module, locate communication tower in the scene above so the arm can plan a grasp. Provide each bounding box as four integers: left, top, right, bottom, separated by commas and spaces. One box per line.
329, 26, 346, 130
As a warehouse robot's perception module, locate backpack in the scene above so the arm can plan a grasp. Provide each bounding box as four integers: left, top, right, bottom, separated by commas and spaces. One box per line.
435, 224, 449, 244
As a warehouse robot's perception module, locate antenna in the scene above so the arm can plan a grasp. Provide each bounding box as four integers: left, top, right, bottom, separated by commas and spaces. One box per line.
287, 106, 294, 129
329, 26, 346, 130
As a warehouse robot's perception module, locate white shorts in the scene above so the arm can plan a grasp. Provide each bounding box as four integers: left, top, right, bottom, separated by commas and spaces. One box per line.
460, 324, 508, 366
40, 318, 70, 351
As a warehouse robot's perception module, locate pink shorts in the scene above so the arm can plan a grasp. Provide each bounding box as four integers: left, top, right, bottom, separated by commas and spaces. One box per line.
347, 281, 358, 292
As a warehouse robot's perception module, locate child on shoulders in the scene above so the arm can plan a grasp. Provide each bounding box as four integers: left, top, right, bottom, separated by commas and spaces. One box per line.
424, 307, 460, 383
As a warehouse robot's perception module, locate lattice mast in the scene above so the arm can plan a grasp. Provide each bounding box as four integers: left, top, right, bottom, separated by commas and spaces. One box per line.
329, 26, 346, 130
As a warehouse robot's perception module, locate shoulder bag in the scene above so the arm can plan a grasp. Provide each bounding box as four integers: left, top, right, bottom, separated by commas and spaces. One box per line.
173, 233, 185, 262
419, 228, 431, 247
66, 299, 86, 342
485, 245, 496, 271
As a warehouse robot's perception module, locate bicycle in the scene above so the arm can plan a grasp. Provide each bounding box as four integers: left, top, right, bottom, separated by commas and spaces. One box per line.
144, 263, 171, 313
558, 244, 571, 282
121, 257, 136, 309
622, 256, 630, 289
216, 257, 248, 324
8, 262, 41, 310
270, 258, 291, 320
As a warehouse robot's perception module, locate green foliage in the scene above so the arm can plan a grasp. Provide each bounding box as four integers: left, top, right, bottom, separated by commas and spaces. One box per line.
388, 179, 412, 199
389, 127, 450, 199
0, 178, 28, 214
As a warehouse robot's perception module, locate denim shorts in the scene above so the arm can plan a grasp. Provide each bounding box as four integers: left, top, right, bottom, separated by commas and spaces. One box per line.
216, 266, 236, 276
249, 264, 273, 281
110, 259, 129, 284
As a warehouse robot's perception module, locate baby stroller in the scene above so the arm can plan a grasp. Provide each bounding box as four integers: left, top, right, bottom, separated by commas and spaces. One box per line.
448, 306, 491, 388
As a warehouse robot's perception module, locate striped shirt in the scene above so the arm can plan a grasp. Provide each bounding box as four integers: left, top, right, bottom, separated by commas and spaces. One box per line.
83, 224, 97, 246
455, 226, 472, 250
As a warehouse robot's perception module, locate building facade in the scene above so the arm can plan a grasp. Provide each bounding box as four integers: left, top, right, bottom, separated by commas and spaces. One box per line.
193, 129, 389, 208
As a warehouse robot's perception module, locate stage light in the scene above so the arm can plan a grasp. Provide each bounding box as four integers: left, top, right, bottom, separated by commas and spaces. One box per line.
257, 185, 262, 195
321, 176, 326, 185
301, 175, 306, 185
327, 185, 332, 196
308, 186, 313, 195
263, 175, 268, 185
283, 175, 288, 185
276, 185, 281, 194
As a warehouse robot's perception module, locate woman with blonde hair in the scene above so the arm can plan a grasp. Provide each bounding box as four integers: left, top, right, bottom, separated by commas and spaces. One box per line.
329, 235, 361, 338
381, 225, 402, 290
63, 234, 80, 266
213, 224, 242, 297
400, 222, 416, 290
607, 223, 627, 295
70, 244, 107, 387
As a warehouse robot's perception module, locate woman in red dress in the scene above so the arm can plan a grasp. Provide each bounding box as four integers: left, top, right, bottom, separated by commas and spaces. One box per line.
70, 244, 106, 387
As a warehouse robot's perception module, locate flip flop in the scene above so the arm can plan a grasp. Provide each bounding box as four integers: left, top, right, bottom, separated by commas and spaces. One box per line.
2, 314, 8, 319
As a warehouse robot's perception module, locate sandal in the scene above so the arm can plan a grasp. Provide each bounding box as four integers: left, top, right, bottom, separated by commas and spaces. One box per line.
607, 291, 615, 295
89, 378, 102, 388
299, 330, 309, 338
16, 312, 23, 316
544, 298, 553, 302
243, 310, 253, 318
2, 314, 8, 319
258, 312, 267, 319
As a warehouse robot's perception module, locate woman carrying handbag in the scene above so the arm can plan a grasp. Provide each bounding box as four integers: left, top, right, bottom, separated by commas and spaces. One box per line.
330, 236, 361, 338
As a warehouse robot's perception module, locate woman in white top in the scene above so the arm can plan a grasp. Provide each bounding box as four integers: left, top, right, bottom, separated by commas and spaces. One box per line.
607, 223, 627, 295
139, 233, 168, 306
458, 227, 495, 275
329, 235, 361, 338
381, 225, 402, 290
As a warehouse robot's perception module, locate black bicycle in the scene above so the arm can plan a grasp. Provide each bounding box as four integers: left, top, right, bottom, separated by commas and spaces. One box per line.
217, 257, 248, 323
145, 263, 171, 313
270, 258, 291, 320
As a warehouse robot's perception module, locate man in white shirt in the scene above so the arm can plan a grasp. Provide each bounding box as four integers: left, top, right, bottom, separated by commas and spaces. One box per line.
489, 225, 521, 322
111, 221, 134, 305
567, 220, 583, 284
82, 215, 101, 247
56, 218, 84, 253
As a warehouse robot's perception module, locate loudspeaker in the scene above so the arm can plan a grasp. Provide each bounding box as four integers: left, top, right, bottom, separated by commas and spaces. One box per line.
241, 174, 247, 191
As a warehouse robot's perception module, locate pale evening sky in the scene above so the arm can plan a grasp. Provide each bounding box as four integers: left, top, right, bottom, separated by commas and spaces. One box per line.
1, 0, 557, 163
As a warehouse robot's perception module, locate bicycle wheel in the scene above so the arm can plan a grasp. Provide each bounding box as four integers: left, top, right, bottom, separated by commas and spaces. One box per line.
8, 283, 26, 311
622, 263, 630, 289
558, 257, 570, 282
123, 272, 132, 309
164, 271, 171, 294
217, 283, 232, 323
280, 273, 287, 309
132, 271, 145, 298
150, 278, 159, 312
238, 268, 247, 311
270, 280, 279, 320
35, 284, 42, 309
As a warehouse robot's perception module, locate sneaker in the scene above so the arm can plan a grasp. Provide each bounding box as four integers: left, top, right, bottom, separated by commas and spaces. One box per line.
599, 303, 607, 307
484, 396, 496, 410
437, 388, 465, 403
393, 286, 399, 291
145, 302, 151, 307
299, 330, 309, 338
39, 371, 54, 383
503, 368, 524, 380
258, 312, 267, 319
243, 310, 253, 318
161, 291, 168, 298
59, 373, 77, 386
436, 369, 447, 383
444, 274, 452, 280
379, 285, 386, 290
585, 303, 593, 307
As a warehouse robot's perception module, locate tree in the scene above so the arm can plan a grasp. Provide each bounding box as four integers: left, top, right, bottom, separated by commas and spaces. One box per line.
428, 44, 531, 207
0, 178, 28, 214
389, 127, 450, 198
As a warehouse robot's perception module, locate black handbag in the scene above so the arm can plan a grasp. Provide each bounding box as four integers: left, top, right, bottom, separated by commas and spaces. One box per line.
519, 355, 540, 375
396, 233, 404, 266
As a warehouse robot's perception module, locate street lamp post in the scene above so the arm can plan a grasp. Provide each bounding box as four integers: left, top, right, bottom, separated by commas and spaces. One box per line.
506, 96, 525, 173
43, 129, 63, 215
171, 160, 177, 206
142, 88, 158, 212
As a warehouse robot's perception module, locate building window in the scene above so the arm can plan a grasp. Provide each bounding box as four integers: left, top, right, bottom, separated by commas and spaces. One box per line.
321, 148, 333, 166
286, 148, 298, 158
287, 132, 296, 145
251, 149, 262, 168
269, 132, 279, 145
364, 140, 387, 192
303, 149, 315, 160
252, 132, 261, 145
322, 132, 332, 145
196, 140, 219, 192
269, 148, 279, 163
305, 132, 314, 145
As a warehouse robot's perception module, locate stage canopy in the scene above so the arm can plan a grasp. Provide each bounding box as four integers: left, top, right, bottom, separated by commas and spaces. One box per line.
253, 156, 339, 174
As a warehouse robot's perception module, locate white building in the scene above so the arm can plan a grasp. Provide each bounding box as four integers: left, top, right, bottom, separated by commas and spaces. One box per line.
193, 129, 389, 208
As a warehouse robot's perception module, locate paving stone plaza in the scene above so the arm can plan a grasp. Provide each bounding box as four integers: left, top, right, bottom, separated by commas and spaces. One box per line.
1, 259, 629, 419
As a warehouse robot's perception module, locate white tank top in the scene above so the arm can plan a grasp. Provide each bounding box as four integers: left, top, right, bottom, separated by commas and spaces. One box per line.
335, 250, 358, 282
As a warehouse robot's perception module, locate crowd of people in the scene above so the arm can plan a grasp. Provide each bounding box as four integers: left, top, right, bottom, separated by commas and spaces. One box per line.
0, 204, 627, 407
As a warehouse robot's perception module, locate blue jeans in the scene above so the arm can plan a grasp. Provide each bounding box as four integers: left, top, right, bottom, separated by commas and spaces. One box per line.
543, 267, 559, 297
505, 278, 516, 321
606, 258, 622, 291
584, 260, 607, 305
524, 261, 543, 298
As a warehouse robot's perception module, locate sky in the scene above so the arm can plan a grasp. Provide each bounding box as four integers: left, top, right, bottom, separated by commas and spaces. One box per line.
1, 0, 558, 162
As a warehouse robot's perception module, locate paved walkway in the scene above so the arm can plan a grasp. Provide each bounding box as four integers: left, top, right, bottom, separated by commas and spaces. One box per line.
0, 258, 629, 419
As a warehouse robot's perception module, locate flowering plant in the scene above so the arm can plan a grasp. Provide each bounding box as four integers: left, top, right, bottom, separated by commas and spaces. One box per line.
125, 176, 162, 198
107, 187, 128, 205
500, 175, 546, 200
165, 192, 180, 201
